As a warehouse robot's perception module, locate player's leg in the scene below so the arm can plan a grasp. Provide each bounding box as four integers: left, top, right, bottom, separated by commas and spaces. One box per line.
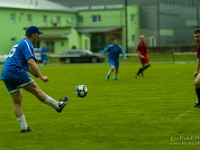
22, 81, 68, 112
106, 60, 115, 80
143, 61, 151, 71
3, 80, 33, 132
10, 90, 34, 132
138, 56, 151, 77
41, 56, 48, 70
114, 62, 119, 80
45, 56, 48, 66
44, 61, 48, 66
106, 66, 115, 80
135, 62, 145, 78
194, 73, 200, 107
140, 61, 151, 76
40, 59, 45, 70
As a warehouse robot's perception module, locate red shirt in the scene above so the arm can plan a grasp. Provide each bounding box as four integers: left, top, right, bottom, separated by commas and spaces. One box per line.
137, 42, 147, 56
197, 44, 200, 59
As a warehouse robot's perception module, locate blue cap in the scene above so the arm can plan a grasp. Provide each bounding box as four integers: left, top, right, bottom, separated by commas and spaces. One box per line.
26, 26, 43, 34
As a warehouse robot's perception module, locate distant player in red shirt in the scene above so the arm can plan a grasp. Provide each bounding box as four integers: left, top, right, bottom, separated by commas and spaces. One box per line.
135, 35, 151, 78
193, 29, 200, 107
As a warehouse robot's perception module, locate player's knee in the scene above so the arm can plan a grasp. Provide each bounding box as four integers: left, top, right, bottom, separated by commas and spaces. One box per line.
13, 98, 22, 105
111, 67, 115, 71
194, 81, 200, 88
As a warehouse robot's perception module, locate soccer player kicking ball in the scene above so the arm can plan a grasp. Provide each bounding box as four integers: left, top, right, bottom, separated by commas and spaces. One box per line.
0, 26, 68, 132
135, 35, 151, 78
193, 29, 200, 107
103, 38, 126, 80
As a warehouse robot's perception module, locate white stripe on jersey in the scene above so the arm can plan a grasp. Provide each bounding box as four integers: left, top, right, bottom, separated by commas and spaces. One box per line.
24, 39, 37, 59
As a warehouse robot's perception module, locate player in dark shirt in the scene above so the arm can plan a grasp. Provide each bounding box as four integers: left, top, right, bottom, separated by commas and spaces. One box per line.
135, 35, 151, 78
193, 29, 200, 107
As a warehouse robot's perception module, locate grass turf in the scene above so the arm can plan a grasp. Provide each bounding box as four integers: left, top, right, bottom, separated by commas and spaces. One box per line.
0, 63, 200, 150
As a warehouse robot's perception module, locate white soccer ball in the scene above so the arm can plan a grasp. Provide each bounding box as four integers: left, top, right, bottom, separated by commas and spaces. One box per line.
75, 85, 88, 98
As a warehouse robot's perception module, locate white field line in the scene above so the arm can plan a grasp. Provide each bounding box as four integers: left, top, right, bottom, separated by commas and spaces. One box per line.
174, 109, 192, 120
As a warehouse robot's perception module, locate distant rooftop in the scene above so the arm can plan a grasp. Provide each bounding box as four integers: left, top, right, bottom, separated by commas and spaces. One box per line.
48, 0, 139, 7
72, 4, 124, 11
0, 0, 77, 12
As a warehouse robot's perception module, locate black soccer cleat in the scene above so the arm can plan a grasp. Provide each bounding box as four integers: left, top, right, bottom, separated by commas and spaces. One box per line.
21, 127, 35, 133
194, 102, 200, 108
56, 96, 68, 113
106, 75, 110, 81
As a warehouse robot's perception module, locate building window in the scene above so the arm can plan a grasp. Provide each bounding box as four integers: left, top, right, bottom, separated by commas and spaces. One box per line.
131, 14, 135, 23
92, 15, 101, 23
46, 41, 54, 53
132, 35, 135, 43
43, 15, 47, 25
10, 13, 15, 23
11, 37, 16, 43
57, 16, 60, 25
77, 16, 83, 24
68, 17, 73, 26
27, 14, 32, 24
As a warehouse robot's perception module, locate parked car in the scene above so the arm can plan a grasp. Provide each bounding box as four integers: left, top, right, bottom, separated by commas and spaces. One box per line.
0, 52, 8, 63
59, 49, 104, 64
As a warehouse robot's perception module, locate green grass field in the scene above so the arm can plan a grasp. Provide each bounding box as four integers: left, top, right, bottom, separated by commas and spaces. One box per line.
0, 63, 200, 150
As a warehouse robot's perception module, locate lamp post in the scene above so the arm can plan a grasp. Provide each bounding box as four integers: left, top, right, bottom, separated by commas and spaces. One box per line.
125, 0, 128, 53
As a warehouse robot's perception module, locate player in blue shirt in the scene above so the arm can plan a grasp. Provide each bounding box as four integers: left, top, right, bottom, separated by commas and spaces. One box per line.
40, 43, 48, 70
103, 39, 126, 80
0, 26, 68, 133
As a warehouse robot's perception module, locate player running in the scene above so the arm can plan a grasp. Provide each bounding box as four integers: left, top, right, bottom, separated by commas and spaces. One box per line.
0, 26, 68, 132
103, 38, 126, 80
135, 35, 151, 78
193, 29, 200, 107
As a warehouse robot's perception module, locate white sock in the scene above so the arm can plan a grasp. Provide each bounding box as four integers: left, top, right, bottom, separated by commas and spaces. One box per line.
114, 73, 118, 78
17, 115, 28, 130
44, 96, 59, 109
107, 70, 112, 76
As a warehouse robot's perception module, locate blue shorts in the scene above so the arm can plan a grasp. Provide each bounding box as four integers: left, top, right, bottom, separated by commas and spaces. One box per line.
41, 56, 48, 62
1, 69, 33, 93
109, 59, 119, 69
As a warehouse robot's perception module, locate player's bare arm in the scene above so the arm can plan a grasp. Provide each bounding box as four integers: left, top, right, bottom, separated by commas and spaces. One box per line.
29, 66, 38, 78
28, 58, 49, 82
194, 59, 200, 77
137, 51, 144, 58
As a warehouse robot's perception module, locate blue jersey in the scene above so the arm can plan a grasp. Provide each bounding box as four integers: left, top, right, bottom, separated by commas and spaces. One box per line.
103, 44, 126, 61
1, 38, 37, 75
40, 47, 48, 56
40, 47, 48, 62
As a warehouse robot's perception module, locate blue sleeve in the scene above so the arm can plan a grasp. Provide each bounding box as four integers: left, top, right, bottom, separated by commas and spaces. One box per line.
120, 46, 126, 58
40, 48, 43, 53
103, 45, 110, 55
23, 41, 37, 61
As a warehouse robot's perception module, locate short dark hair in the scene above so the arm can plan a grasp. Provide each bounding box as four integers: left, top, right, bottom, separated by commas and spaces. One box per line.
25, 32, 33, 38
194, 28, 200, 34
113, 38, 118, 41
